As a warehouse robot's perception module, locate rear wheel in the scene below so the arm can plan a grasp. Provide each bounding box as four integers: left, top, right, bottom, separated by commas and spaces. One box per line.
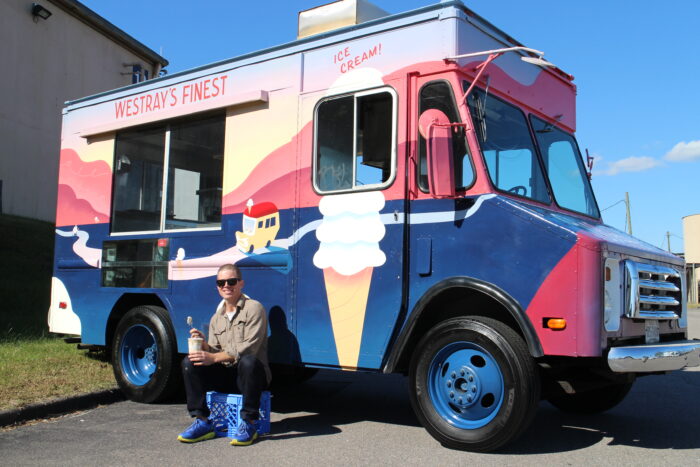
409, 317, 540, 452
111, 305, 180, 403
547, 380, 634, 414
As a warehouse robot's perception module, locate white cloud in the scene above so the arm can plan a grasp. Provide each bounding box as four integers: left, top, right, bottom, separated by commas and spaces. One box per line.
664, 140, 700, 162
597, 156, 661, 176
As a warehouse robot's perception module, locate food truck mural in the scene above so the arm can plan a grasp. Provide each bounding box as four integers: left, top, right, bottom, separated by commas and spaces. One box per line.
49, 0, 697, 452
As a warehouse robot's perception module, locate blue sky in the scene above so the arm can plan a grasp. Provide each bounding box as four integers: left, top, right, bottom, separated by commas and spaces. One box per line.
81, 0, 700, 253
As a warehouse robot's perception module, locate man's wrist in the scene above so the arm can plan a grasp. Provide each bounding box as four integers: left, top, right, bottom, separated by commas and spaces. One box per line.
214, 351, 235, 364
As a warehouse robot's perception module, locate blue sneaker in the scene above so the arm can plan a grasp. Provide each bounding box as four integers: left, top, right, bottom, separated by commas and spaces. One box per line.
230, 420, 258, 446
177, 418, 215, 443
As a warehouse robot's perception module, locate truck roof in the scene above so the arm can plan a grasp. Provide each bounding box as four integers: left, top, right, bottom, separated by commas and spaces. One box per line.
64, 1, 569, 110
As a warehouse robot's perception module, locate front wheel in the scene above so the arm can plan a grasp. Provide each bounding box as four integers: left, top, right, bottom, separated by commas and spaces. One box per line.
409, 317, 540, 452
111, 305, 181, 403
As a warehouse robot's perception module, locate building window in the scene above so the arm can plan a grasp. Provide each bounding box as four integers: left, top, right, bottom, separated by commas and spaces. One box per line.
314, 89, 395, 193
111, 112, 225, 233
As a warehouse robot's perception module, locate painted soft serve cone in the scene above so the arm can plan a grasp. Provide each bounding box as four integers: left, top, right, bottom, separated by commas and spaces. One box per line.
313, 191, 386, 368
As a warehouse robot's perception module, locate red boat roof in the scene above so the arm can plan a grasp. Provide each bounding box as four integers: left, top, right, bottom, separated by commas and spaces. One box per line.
244, 201, 278, 218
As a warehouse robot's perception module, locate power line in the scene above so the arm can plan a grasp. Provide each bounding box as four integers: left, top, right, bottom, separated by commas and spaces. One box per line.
601, 199, 626, 212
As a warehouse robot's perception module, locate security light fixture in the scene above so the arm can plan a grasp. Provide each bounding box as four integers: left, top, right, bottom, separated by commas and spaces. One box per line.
31, 3, 52, 21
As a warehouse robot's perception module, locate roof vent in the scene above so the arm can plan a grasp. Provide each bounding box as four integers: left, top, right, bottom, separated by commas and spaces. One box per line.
298, 0, 388, 39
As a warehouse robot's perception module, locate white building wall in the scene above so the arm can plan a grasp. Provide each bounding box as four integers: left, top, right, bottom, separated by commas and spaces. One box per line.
0, 0, 162, 222
684, 214, 700, 304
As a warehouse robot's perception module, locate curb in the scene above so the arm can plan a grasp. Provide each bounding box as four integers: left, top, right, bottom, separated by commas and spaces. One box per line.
0, 388, 126, 427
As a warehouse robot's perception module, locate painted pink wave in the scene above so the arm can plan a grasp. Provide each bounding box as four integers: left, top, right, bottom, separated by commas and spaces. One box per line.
56, 149, 111, 226
222, 122, 314, 214
56, 184, 108, 227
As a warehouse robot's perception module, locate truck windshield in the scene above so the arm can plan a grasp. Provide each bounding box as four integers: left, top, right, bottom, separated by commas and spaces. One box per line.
530, 116, 599, 218
466, 87, 550, 203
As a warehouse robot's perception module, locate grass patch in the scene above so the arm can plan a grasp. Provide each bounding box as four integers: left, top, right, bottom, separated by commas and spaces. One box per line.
0, 337, 115, 411
0, 214, 117, 412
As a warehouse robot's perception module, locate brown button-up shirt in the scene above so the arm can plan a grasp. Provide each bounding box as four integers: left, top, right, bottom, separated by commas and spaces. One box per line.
208, 295, 271, 383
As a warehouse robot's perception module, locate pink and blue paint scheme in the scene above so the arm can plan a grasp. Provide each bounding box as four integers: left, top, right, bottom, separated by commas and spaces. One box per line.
51, 2, 679, 373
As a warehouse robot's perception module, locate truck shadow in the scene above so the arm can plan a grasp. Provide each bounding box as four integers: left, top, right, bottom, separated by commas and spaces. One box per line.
268, 368, 700, 451
266, 370, 419, 440
496, 368, 700, 454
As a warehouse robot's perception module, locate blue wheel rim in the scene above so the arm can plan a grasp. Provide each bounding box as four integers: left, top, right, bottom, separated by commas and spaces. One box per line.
120, 324, 158, 386
427, 342, 504, 429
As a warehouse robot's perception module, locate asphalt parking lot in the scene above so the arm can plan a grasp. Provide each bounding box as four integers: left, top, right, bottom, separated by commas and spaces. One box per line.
2, 310, 699, 465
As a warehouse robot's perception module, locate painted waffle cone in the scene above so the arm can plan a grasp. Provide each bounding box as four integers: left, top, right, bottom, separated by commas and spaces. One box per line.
323, 266, 373, 369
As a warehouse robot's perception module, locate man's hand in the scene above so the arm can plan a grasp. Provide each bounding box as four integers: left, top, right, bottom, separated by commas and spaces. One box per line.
188, 350, 216, 366
189, 328, 210, 352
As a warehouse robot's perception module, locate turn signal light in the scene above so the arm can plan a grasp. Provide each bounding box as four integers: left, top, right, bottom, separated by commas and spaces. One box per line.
546, 318, 566, 330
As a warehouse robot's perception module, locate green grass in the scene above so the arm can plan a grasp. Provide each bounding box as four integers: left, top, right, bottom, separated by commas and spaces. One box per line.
0, 214, 116, 411
0, 337, 115, 411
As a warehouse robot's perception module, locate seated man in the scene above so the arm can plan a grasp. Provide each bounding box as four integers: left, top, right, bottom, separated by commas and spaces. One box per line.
178, 263, 271, 445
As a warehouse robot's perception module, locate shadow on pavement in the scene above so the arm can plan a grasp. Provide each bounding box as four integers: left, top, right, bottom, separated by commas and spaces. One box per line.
268, 369, 420, 438
263, 367, 700, 452
504, 369, 700, 454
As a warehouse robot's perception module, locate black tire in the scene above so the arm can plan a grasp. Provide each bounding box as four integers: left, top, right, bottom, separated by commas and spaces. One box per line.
111, 305, 181, 403
547, 380, 634, 414
409, 317, 540, 452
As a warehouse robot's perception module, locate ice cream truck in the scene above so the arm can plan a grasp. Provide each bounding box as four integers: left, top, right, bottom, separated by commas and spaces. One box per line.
49, 0, 698, 451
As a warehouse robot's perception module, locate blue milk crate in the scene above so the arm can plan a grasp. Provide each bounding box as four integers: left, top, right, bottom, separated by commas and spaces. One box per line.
206, 391, 271, 438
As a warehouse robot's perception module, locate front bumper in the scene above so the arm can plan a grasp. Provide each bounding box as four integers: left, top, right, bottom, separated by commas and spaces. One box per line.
608, 340, 700, 373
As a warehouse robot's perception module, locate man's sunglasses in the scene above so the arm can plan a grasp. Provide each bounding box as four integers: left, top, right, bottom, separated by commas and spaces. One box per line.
216, 278, 240, 287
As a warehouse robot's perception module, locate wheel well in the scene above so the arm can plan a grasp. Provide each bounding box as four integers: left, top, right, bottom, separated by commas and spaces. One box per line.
394, 286, 529, 373
105, 294, 167, 351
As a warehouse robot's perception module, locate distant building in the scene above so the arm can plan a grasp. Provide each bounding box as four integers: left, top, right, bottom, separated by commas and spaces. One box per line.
684, 214, 700, 304
0, 0, 168, 222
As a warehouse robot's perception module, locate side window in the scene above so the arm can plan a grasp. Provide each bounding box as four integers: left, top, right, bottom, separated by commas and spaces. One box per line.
314, 89, 395, 192
530, 116, 599, 217
112, 127, 166, 232
111, 112, 225, 233
418, 81, 473, 191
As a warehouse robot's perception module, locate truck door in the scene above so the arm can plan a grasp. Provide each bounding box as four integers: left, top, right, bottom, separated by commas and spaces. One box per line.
294, 82, 407, 370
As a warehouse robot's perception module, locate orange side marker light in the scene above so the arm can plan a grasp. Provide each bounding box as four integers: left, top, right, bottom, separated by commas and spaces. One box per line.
546, 318, 567, 330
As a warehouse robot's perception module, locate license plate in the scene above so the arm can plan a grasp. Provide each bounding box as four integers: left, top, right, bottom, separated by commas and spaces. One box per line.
645, 320, 660, 344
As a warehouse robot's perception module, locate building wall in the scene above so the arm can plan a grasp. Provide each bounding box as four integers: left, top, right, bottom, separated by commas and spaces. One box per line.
683, 214, 700, 304
0, 0, 161, 222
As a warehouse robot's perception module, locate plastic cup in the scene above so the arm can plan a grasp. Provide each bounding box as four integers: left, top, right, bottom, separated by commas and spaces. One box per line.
188, 337, 203, 353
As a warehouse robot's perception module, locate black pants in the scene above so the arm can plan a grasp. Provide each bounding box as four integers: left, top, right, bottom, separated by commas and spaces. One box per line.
181, 354, 268, 421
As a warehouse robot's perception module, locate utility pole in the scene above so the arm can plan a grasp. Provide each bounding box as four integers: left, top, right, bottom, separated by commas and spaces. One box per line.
625, 192, 633, 235
666, 231, 671, 253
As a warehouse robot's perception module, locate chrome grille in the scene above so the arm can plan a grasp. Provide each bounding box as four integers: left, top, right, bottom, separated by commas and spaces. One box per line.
624, 261, 683, 319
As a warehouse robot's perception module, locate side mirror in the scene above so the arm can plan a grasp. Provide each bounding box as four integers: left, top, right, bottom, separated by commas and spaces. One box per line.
418, 109, 455, 198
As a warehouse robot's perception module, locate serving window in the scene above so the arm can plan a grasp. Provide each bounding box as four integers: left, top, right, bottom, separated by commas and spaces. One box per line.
111, 112, 225, 233
313, 88, 396, 193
